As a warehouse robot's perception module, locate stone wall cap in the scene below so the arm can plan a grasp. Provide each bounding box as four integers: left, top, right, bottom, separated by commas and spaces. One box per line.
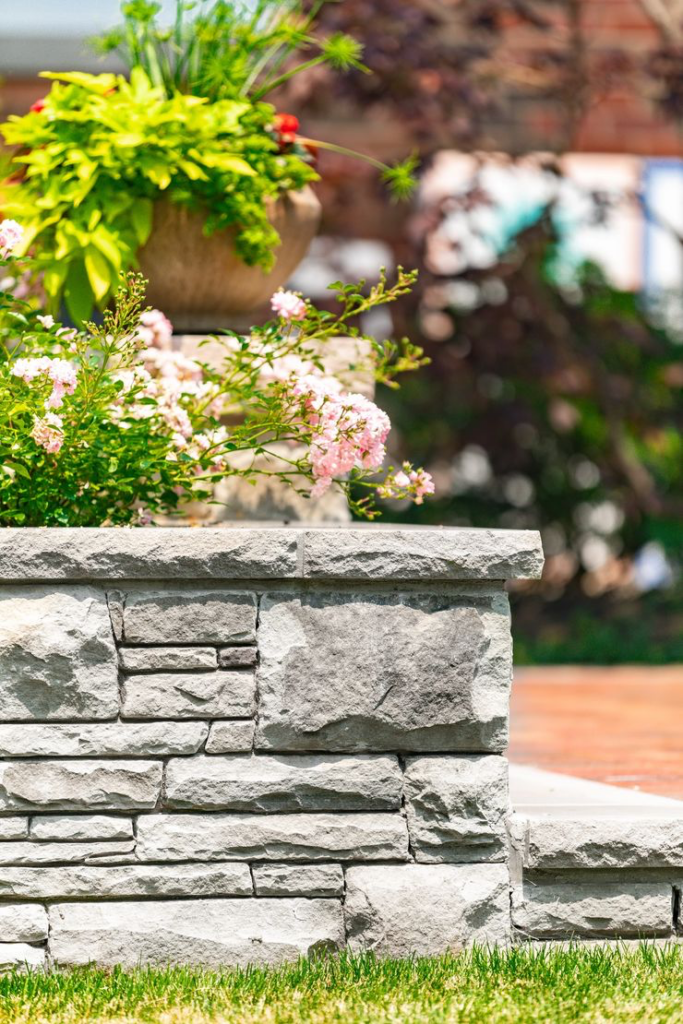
0, 525, 543, 582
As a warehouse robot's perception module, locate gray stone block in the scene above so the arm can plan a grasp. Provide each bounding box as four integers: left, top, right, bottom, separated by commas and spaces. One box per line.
405, 755, 509, 862
0, 586, 118, 721
218, 647, 258, 669
253, 863, 344, 898
512, 881, 674, 938
0, 818, 27, 840
121, 672, 255, 719
0, 760, 162, 812
345, 864, 510, 955
0, 528, 299, 580
0, 863, 252, 900
137, 812, 409, 862
123, 591, 257, 644
0, 943, 45, 971
0, 904, 48, 942
255, 592, 511, 752
164, 754, 403, 812
206, 720, 255, 753
0, 722, 208, 757
30, 815, 134, 842
49, 898, 344, 967
302, 527, 544, 580
119, 647, 217, 672
0, 842, 135, 866
514, 816, 683, 870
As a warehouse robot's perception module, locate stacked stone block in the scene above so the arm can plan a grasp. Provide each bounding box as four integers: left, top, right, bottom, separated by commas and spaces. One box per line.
0, 525, 543, 969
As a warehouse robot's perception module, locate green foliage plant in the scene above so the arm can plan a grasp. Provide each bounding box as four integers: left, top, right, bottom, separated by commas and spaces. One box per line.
0, 231, 430, 526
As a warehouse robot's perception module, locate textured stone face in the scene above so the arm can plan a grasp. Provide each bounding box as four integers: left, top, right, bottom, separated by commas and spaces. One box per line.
206, 720, 255, 754
0, 943, 45, 970
123, 591, 257, 644
121, 672, 255, 719
302, 528, 544, 581
0, 904, 48, 942
164, 754, 403, 812
404, 755, 509, 862
0, 722, 208, 757
255, 592, 511, 752
345, 864, 510, 956
0, 841, 135, 866
217, 647, 258, 669
0, 586, 118, 720
0, 864, 252, 900
137, 812, 409, 862
253, 864, 344, 898
30, 815, 134, 842
515, 817, 683, 870
0, 760, 162, 812
49, 898, 344, 968
0, 818, 28, 840
512, 881, 673, 938
119, 647, 217, 672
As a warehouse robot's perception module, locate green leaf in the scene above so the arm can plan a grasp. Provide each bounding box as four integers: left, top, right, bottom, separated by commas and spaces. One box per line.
39, 70, 119, 94
64, 259, 95, 324
3, 461, 31, 479
85, 246, 114, 302
130, 199, 154, 245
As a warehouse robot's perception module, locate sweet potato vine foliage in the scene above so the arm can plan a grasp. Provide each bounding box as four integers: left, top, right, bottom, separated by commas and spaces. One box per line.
0, 225, 432, 527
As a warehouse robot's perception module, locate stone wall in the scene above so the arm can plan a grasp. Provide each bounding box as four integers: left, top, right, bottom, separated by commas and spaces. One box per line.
0, 525, 543, 970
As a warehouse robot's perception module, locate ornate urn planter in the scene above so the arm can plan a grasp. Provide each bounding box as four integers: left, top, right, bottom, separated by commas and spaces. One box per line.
0, 524, 543, 968
138, 187, 322, 330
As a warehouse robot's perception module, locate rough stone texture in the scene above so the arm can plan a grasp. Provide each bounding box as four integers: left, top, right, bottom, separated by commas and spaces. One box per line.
206, 720, 255, 753
0, 528, 299, 580
255, 592, 511, 752
514, 816, 683, 870
404, 755, 509, 862
345, 864, 511, 955
0, 842, 135, 866
0, 864, 252, 900
164, 754, 403, 812
0, 722, 208, 757
0, 904, 48, 942
0, 586, 118, 721
302, 527, 544, 581
49, 899, 344, 968
137, 812, 410, 862
0, 943, 45, 971
253, 863, 344, 898
122, 672, 255, 720
0, 761, 162, 812
512, 881, 673, 938
30, 815, 134, 842
0, 818, 28, 840
123, 591, 257, 644
119, 647, 217, 672
218, 647, 258, 669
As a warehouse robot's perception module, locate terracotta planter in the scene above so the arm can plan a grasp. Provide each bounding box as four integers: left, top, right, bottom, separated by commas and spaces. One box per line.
138, 186, 321, 329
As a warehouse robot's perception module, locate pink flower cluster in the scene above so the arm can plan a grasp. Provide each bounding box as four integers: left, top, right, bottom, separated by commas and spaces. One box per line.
271, 289, 307, 321
30, 412, 64, 454
134, 309, 174, 350
286, 374, 391, 497
12, 356, 78, 409
0, 219, 24, 258
378, 463, 435, 504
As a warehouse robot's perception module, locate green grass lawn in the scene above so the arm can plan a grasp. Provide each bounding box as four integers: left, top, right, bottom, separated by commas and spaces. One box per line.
1, 945, 682, 1024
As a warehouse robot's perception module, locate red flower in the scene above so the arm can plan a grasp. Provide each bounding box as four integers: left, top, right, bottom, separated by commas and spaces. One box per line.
29, 98, 46, 114
273, 112, 300, 146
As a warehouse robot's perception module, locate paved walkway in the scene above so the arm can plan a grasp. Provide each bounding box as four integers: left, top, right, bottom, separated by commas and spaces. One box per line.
509, 666, 683, 800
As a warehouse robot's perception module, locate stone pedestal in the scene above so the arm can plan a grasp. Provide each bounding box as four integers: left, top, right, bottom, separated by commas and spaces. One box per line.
0, 524, 543, 967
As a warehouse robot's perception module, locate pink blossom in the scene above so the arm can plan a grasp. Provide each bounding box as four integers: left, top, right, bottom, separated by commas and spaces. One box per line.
409, 467, 435, 503
36, 314, 55, 329
0, 220, 24, 258
136, 507, 153, 526
12, 356, 52, 383
56, 327, 78, 342
377, 463, 435, 505
30, 412, 64, 453
134, 309, 174, 350
11, 356, 78, 409
270, 289, 307, 321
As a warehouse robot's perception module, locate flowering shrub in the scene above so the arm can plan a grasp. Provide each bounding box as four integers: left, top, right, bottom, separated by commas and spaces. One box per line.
0, 228, 432, 526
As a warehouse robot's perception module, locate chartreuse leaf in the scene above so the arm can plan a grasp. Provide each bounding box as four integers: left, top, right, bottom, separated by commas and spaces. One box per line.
130, 199, 154, 245
40, 71, 118, 94
85, 246, 114, 302
64, 259, 95, 325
